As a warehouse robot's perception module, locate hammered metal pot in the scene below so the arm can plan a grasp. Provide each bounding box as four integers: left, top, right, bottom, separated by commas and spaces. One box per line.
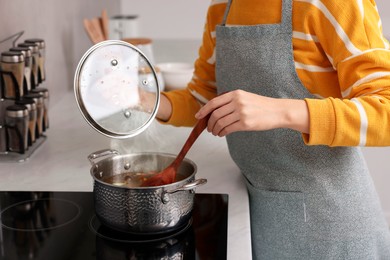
88, 149, 207, 234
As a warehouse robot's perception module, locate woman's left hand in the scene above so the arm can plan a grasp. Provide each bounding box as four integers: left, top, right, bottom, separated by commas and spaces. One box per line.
194, 89, 309, 136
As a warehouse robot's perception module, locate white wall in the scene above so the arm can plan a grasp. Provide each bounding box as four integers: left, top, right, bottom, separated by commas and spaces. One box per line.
119, 0, 390, 223
377, 0, 390, 37
119, 0, 209, 40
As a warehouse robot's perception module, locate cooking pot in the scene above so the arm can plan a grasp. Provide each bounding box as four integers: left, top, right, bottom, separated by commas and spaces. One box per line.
88, 149, 207, 234
75, 41, 208, 234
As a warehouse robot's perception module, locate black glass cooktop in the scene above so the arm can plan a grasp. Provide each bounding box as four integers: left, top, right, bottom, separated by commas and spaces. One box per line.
0, 192, 228, 260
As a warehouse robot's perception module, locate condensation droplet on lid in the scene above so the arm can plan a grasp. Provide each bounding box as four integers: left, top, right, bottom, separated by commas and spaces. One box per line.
124, 110, 131, 118
142, 80, 148, 85
111, 59, 118, 66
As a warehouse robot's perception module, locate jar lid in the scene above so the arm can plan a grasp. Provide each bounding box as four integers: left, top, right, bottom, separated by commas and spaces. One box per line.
30, 87, 49, 98
122, 38, 152, 45
6, 105, 28, 117
23, 93, 44, 103
16, 99, 37, 110
17, 43, 39, 54
9, 47, 32, 58
25, 38, 45, 49
111, 15, 138, 20
74, 40, 160, 139
1, 51, 24, 63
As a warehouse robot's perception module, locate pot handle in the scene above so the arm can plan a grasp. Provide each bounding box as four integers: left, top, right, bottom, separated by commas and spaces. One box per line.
161, 179, 207, 204
164, 178, 207, 195
88, 149, 120, 165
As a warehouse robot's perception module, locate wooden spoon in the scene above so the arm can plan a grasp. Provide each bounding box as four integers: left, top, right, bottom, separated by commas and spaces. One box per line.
141, 114, 211, 187
101, 9, 109, 40
83, 18, 105, 44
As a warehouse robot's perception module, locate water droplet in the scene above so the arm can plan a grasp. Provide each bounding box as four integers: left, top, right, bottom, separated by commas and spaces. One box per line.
142, 80, 148, 85
124, 110, 131, 118
111, 59, 118, 66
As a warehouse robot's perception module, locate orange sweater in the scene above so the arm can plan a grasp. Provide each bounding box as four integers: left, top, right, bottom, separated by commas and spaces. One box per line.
162, 0, 390, 147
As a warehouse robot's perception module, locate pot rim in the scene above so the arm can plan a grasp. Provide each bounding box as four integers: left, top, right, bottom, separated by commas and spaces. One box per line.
90, 151, 198, 190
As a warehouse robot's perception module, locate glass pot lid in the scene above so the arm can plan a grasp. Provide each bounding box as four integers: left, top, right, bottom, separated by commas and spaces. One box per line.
74, 40, 160, 139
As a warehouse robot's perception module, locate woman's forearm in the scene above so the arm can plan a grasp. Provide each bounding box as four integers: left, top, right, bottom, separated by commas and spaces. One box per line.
157, 94, 173, 122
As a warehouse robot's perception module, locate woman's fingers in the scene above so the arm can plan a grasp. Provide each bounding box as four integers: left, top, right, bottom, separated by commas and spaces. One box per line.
207, 103, 236, 133
211, 112, 240, 136
195, 92, 233, 119
194, 89, 309, 136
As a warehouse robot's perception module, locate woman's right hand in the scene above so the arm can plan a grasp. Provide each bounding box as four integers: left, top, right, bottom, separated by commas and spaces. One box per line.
194, 89, 309, 137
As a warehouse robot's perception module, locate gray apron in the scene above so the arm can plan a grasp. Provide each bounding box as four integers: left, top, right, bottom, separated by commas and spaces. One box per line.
215, 0, 390, 259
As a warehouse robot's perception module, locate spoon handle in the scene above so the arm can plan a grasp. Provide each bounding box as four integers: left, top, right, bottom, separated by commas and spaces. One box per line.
171, 114, 211, 169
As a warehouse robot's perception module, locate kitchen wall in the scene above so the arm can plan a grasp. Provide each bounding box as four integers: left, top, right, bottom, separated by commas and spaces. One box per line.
0, 0, 120, 104
119, 0, 209, 40
120, 0, 390, 223
377, 0, 390, 37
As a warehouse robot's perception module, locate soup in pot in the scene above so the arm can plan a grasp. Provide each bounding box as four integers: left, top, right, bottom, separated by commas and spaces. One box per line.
102, 171, 186, 188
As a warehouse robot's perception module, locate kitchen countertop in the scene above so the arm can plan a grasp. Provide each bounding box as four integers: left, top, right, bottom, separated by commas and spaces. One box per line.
0, 91, 252, 260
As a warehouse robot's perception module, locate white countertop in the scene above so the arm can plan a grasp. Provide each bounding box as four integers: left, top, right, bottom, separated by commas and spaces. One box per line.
0, 91, 252, 260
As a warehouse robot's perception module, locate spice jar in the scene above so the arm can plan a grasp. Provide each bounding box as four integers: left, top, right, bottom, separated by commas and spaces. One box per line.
9, 47, 33, 93
15, 99, 37, 145
0, 51, 25, 99
30, 88, 49, 131
25, 39, 45, 83
17, 43, 39, 88
23, 93, 44, 137
5, 105, 29, 153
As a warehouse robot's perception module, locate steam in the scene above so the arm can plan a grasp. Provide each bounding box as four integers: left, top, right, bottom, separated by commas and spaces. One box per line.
110, 119, 168, 154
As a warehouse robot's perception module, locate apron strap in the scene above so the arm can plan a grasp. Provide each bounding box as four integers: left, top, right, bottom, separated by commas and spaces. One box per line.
221, 0, 233, 26
280, 0, 293, 32
221, 0, 293, 33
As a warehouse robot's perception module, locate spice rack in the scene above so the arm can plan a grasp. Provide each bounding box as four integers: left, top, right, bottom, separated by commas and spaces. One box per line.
0, 31, 48, 162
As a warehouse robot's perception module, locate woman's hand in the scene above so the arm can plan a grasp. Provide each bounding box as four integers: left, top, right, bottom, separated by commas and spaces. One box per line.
195, 90, 309, 136
138, 88, 172, 122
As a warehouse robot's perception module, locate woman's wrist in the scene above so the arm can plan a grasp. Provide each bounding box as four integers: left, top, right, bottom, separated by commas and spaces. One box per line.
279, 99, 310, 134
157, 93, 173, 122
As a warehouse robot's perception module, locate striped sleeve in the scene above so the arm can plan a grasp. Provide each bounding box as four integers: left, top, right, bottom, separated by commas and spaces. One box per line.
296, 0, 390, 146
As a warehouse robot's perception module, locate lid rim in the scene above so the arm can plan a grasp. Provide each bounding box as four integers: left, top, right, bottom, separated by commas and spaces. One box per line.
74, 40, 160, 139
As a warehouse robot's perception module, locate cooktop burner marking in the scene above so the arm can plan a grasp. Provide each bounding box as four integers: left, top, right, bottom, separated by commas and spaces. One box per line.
89, 214, 193, 243
0, 198, 81, 232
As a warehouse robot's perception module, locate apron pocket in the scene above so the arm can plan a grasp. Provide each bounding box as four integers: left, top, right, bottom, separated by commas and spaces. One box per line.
246, 181, 307, 259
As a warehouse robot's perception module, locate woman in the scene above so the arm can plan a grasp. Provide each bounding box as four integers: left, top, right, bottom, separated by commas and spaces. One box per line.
155, 0, 390, 258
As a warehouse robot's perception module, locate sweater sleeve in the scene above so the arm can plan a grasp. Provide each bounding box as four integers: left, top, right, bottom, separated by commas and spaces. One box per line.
300, 0, 390, 147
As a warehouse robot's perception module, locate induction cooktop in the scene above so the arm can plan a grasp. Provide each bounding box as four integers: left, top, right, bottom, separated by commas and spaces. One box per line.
0, 192, 228, 260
